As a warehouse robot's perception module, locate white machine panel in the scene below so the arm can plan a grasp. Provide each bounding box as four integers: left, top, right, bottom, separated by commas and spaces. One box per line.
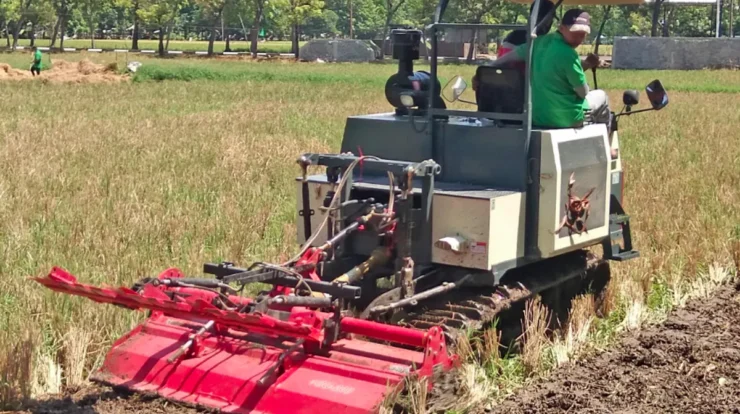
538, 124, 611, 258
431, 190, 525, 270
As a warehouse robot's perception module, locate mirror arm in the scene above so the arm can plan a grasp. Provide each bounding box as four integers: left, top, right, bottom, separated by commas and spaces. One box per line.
616, 107, 656, 118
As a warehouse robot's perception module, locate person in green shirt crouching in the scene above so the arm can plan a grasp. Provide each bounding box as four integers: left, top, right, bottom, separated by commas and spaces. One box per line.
493, 8, 609, 129
30, 46, 42, 76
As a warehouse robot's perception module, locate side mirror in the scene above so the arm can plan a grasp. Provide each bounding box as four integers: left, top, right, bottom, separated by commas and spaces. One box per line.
442, 75, 467, 102
646, 79, 668, 110
622, 90, 639, 106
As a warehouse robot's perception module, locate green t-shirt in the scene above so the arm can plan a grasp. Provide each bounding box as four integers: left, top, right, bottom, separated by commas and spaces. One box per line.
515, 32, 589, 128
33, 49, 42, 69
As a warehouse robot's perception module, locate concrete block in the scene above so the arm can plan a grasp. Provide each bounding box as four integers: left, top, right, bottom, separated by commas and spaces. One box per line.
612, 37, 740, 70
299, 39, 380, 62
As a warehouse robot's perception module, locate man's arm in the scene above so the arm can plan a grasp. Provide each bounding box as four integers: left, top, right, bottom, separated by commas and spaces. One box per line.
580, 53, 601, 71
489, 44, 527, 67
564, 52, 589, 99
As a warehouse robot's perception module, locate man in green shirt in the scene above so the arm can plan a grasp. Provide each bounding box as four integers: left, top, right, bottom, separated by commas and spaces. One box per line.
30, 46, 42, 76
493, 8, 608, 129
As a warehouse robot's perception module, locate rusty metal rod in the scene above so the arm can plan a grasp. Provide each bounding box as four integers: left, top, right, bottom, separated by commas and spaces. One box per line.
167, 319, 215, 364
332, 247, 391, 285
368, 273, 473, 314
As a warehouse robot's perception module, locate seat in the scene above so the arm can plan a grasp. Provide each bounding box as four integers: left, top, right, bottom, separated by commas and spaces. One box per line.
475, 66, 525, 124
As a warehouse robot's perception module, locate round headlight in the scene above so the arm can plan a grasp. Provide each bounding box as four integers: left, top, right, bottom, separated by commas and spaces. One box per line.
400, 94, 415, 108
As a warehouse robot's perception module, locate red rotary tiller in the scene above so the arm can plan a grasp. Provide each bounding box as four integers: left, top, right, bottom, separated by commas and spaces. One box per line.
34, 263, 457, 414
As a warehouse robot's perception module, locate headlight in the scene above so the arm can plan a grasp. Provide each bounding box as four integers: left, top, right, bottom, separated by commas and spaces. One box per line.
400, 94, 415, 108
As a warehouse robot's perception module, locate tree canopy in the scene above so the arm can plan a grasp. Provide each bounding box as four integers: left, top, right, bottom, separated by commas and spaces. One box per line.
0, 0, 736, 52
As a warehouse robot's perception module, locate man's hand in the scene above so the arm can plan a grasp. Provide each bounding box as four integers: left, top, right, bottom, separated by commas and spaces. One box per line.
582, 53, 601, 70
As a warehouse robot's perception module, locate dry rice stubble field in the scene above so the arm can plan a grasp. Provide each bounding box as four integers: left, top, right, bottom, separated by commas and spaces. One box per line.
0, 61, 738, 411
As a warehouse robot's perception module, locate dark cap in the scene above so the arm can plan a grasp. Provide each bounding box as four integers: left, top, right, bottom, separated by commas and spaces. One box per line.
561, 8, 591, 33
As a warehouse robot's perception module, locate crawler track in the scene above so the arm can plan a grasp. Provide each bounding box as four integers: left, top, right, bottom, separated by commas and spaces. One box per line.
386, 250, 611, 346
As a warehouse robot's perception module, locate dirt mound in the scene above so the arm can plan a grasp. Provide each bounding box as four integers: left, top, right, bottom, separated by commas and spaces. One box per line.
0, 59, 128, 84
485, 283, 740, 414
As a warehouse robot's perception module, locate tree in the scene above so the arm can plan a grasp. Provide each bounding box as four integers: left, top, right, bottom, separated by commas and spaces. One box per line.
0, 1, 21, 47
4, 0, 37, 49
303, 9, 339, 37
138, 0, 186, 56
341, 0, 383, 39
50, 0, 75, 50
271, 0, 324, 57
249, 0, 266, 56
79, 0, 113, 47
24, 0, 55, 47
651, 0, 664, 36
380, 0, 404, 54
114, 0, 141, 49
196, 0, 230, 55
450, 0, 497, 62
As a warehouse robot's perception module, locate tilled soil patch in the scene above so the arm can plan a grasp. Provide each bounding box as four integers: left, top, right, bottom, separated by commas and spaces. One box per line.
14, 385, 202, 414
487, 283, 740, 414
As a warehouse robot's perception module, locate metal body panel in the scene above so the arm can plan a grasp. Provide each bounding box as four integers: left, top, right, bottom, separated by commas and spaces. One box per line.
340, 114, 433, 163
299, 114, 622, 278
295, 179, 332, 246
431, 190, 525, 270
340, 114, 529, 190
538, 125, 611, 258
609, 131, 624, 205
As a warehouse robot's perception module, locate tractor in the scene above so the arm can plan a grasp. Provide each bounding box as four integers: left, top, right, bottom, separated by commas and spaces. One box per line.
34, 0, 669, 412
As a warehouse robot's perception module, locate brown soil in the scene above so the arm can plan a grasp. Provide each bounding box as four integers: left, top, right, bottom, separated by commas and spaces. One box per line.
485, 283, 740, 414
13, 385, 202, 414
0, 59, 128, 84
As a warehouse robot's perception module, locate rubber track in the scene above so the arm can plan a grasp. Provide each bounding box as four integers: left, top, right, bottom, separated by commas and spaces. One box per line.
393, 251, 609, 343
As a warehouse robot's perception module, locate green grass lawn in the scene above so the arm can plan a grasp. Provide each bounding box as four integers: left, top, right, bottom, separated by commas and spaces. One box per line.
9, 38, 303, 53
0, 56, 737, 411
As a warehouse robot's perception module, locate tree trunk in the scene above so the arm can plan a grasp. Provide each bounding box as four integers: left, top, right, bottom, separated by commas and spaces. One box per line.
661, 5, 670, 37
158, 26, 165, 57
60, 18, 65, 51
50, 17, 60, 47
223, 16, 231, 51
12, 21, 22, 49
466, 31, 476, 63
249, 1, 264, 57
730, 0, 734, 37
132, 0, 140, 49
381, 16, 391, 58
349, 0, 353, 38
89, 18, 96, 48
208, 22, 217, 55
651, 0, 662, 37
292, 24, 300, 58
5, 22, 10, 48
30, 23, 36, 47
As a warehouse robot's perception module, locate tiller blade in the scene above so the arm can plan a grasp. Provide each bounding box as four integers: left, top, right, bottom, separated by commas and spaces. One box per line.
34, 267, 458, 414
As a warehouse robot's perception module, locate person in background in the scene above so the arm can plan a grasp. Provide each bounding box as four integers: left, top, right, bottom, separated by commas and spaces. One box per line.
30, 46, 42, 76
